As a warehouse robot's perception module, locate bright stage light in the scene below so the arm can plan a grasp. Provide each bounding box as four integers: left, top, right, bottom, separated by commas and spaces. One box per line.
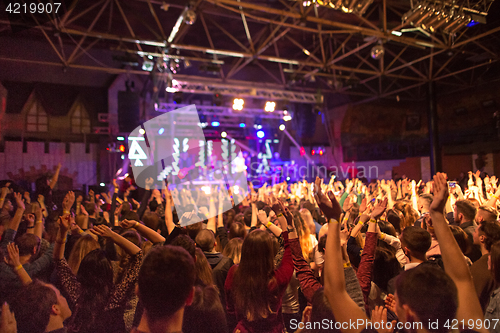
233, 98, 244, 111
117, 136, 125, 141
279, 124, 285, 131
139, 128, 145, 135
201, 186, 211, 195
119, 145, 126, 152
158, 128, 165, 135
221, 131, 227, 138
265, 101, 276, 112
100, 182, 105, 186
256, 130, 265, 139
239, 123, 246, 128
211, 121, 220, 127
233, 185, 239, 194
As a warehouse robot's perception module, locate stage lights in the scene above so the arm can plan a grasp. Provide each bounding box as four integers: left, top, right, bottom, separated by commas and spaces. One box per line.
303, 0, 374, 16
211, 121, 220, 127
279, 124, 285, 131
283, 110, 292, 122
221, 131, 227, 138
256, 130, 265, 139
119, 145, 126, 152
117, 136, 125, 141
158, 128, 165, 135
265, 101, 276, 112
139, 129, 145, 135
239, 123, 246, 128
233, 98, 244, 111
401, 1, 477, 35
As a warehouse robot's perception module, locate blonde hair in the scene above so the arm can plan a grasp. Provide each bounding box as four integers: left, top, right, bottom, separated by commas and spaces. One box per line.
297, 209, 315, 261
67, 235, 100, 274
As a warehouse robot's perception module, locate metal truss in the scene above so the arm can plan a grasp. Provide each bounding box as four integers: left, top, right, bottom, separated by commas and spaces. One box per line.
0, 0, 499, 106
156, 103, 286, 120
171, 77, 319, 103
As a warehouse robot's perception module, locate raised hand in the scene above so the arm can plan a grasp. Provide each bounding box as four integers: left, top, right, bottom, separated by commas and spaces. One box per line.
430, 173, 449, 213
0, 302, 17, 333
370, 197, 388, 220
23, 192, 31, 204
313, 177, 342, 221
13, 193, 25, 211
371, 306, 396, 333
0, 183, 10, 198
120, 219, 137, 229
359, 197, 367, 214
34, 204, 42, 221
3, 243, 21, 267
37, 194, 45, 205
385, 294, 397, 313
57, 214, 72, 233
25, 213, 35, 226
340, 227, 350, 247
468, 171, 474, 188
145, 177, 154, 189
257, 210, 269, 225
62, 191, 75, 212
90, 224, 114, 238
76, 195, 83, 203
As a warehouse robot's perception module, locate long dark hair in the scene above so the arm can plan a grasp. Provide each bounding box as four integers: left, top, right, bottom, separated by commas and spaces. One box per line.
70, 249, 114, 333
232, 229, 276, 321
491, 241, 500, 288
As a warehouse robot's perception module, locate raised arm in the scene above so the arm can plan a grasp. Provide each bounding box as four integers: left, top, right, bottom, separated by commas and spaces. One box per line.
91, 225, 141, 256
49, 163, 61, 189
8, 193, 26, 232
430, 173, 488, 333
4, 242, 32, 285
0, 182, 9, 209
120, 219, 165, 244
315, 177, 368, 333
137, 177, 154, 219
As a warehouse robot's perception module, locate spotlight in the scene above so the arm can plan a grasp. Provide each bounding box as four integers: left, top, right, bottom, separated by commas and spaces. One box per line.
184, 8, 196, 25
119, 145, 125, 152
139, 129, 145, 135
239, 123, 246, 128
283, 115, 292, 121
319, 150, 324, 156
121, 154, 125, 160
311, 150, 316, 155
213, 93, 222, 106
211, 121, 220, 127
117, 136, 125, 141
100, 182, 105, 186
221, 131, 227, 138
256, 130, 265, 139
233, 98, 244, 111
279, 124, 285, 131
265, 101, 276, 112
158, 128, 165, 135
173, 91, 183, 104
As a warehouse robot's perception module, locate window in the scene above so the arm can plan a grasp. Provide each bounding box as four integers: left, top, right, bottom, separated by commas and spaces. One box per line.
26, 101, 48, 132
71, 105, 91, 134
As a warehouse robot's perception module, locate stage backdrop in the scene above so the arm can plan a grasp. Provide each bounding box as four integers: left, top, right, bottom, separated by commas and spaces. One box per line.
0, 141, 98, 190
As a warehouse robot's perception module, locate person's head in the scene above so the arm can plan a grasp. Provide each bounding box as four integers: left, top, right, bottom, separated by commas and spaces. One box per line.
229, 221, 247, 240
148, 199, 159, 213
489, 241, 500, 285
474, 221, 500, 252
77, 249, 114, 292
401, 226, 432, 260
243, 207, 252, 227
15, 233, 41, 258
373, 247, 401, 292
303, 288, 339, 333
476, 206, 499, 224
450, 225, 469, 255
171, 234, 196, 260
183, 284, 227, 333
417, 194, 433, 213
138, 245, 196, 322
84, 202, 96, 216
222, 237, 243, 265
195, 229, 216, 253
393, 201, 417, 230
67, 234, 100, 274
11, 281, 72, 333
454, 200, 477, 224
395, 265, 457, 333
299, 208, 316, 235
185, 221, 203, 240
233, 213, 244, 225
232, 229, 275, 321
194, 247, 214, 286
143, 211, 160, 231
